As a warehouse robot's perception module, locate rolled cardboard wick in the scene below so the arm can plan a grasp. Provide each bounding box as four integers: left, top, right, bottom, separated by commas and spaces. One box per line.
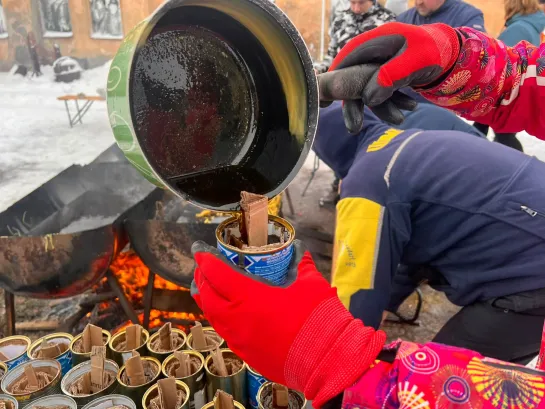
158, 377, 178, 409
90, 345, 106, 392
174, 352, 192, 378
240, 191, 268, 247
272, 384, 289, 409
126, 351, 146, 386
159, 322, 172, 351
126, 324, 143, 351
24, 364, 39, 391
210, 348, 228, 377
214, 390, 235, 409
190, 322, 207, 350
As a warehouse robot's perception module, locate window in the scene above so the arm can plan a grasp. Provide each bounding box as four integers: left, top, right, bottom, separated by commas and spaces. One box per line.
90, 0, 123, 40
39, 0, 73, 38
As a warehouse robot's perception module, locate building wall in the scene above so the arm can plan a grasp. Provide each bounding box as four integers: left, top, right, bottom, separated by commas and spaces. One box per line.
0, 0, 507, 71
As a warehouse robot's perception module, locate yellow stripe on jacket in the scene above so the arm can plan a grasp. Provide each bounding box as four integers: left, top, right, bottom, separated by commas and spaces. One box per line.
332, 197, 385, 309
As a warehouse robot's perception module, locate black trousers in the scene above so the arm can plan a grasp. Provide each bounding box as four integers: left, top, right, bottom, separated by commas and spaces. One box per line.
473, 122, 524, 152
432, 288, 545, 364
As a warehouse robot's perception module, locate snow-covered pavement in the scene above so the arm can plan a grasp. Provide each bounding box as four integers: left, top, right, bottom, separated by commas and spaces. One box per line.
0, 63, 115, 213
1, 63, 545, 214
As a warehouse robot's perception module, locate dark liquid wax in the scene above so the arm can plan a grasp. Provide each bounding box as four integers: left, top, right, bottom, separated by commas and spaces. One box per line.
131, 5, 304, 208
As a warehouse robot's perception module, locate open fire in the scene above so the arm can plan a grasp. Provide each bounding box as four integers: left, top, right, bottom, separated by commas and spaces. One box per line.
77, 250, 204, 334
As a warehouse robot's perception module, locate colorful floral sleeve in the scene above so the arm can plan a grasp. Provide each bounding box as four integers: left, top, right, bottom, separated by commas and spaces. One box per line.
420, 28, 545, 140
342, 341, 545, 409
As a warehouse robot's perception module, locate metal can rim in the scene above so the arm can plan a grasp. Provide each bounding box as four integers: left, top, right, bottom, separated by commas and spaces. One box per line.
0, 394, 18, 409
0, 336, 32, 364
142, 379, 190, 409
161, 350, 205, 379
60, 359, 119, 397
21, 394, 77, 409
28, 333, 74, 361
109, 328, 150, 353
117, 356, 162, 388
187, 327, 224, 353
1, 359, 61, 397
147, 329, 187, 355
81, 394, 137, 409
204, 349, 247, 378
69, 330, 112, 357
201, 400, 245, 409
216, 216, 295, 255
256, 382, 306, 409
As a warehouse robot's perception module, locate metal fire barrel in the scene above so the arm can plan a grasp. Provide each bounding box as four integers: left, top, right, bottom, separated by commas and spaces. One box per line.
162, 351, 206, 409
107, 0, 318, 212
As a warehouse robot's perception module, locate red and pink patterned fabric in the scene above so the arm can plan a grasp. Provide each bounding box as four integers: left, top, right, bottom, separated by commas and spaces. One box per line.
421, 28, 545, 140
342, 341, 545, 409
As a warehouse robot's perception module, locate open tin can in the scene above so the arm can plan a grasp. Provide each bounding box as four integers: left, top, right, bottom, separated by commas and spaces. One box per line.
61, 359, 119, 407
142, 380, 190, 409
146, 329, 187, 363
257, 382, 306, 409
1, 359, 62, 406
216, 215, 294, 285
201, 398, 245, 409
204, 349, 247, 407
186, 327, 224, 357
81, 394, 137, 409
162, 351, 206, 409
117, 356, 161, 404
108, 328, 150, 366
28, 333, 74, 376
0, 361, 8, 383
247, 367, 268, 409
0, 337, 31, 370
0, 394, 18, 409
69, 330, 112, 367
21, 395, 77, 409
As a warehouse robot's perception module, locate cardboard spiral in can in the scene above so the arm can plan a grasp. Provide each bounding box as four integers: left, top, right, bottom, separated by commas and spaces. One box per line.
109, 326, 150, 366
1, 359, 62, 406
70, 329, 112, 367
146, 326, 187, 363
0, 337, 31, 371
142, 379, 190, 409
216, 215, 295, 286
257, 382, 306, 409
28, 333, 74, 376
204, 349, 247, 407
81, 394, 137, 409
117, 356, 161, 405
162, 351, 206, 409
0, 394, 18, 409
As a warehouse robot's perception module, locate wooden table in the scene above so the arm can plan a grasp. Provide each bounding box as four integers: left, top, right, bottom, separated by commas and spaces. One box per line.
57, 94, 105, 127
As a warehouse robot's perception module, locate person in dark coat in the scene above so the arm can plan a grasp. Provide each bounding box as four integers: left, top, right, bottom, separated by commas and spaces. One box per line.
397, 0, 485, 31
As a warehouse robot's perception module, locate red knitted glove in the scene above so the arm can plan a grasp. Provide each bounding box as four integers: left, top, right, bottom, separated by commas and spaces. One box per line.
319, 22, 461, 133
191, 240, 386, 407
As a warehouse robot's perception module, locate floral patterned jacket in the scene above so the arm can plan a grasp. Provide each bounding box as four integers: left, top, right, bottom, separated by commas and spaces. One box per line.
342, 341, 545, 409
420, 28, 545, 140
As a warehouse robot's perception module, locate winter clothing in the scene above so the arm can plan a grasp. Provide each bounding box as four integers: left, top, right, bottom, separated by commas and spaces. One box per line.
499, 11, 545, 47
397, 0, 485, 31
316, 4, 396, 73
191, 240, 386, 407
317, 22, 545, 139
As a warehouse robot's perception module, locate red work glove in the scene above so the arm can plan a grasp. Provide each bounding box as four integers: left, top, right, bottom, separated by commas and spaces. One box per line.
191, 240, 386, 407
318, 22, 461, 133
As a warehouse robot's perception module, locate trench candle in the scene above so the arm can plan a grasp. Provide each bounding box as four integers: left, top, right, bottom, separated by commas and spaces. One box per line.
204, 349, 247, 407
216, 215, 295, 286
257, 383, 306, 409
28, 333, 74, 376
162, 351, 206, 409
21, 395, 77, 409
0, 337, 31, 370
142, 379, 190, 409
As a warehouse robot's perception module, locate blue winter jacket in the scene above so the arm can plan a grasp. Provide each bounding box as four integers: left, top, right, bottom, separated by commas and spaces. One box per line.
318, 105, 545, 330
397, 0, 485, 31
499, 11, 545, 47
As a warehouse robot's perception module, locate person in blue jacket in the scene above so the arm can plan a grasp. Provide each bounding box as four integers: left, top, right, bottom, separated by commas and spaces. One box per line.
397, 0, 485, 31
316, 102, 545, 365
474, 0, 545, 151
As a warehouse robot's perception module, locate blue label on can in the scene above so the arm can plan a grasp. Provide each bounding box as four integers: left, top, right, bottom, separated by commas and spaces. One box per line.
247, 369, 268, 409
6, 353, 29, 370
57, 350, 73, 376
218, 242, 294, 285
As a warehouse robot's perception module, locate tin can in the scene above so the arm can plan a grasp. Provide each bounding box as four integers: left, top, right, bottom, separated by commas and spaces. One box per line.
81, 394, 137, 409
61, 359, 119, 407
117, 357, 161, 404
22, 395, 77, 409
70, 330, 112, 367
0, 394, 18, 409
0, 337, 31, 370
257, 382, 306, 409
216, 215, 295, 285
146, 329, 187, 363
28, 333, 74, 376
0, 361, 8, 382
142, 380, 190, 409
204, 349, 247, 407
109, 328, 150, 367
162, 351, 206, 409
201, 399, 245, 409
186, 327, 224, 357
247, 367, 268, 409
1, 359, 62, 406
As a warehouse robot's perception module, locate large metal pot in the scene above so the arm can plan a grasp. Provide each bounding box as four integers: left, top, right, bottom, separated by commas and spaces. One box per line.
107, 0, 318, 211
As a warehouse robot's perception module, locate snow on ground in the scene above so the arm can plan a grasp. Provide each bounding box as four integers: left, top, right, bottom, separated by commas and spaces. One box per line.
0, 62, 114, 213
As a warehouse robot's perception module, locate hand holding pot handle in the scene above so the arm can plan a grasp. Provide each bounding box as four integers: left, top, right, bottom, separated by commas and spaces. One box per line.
191, 240, 386, 407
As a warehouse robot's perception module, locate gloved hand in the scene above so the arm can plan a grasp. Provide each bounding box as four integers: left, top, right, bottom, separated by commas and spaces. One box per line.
191, 240, 386, 407
319, 22, 461, 133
